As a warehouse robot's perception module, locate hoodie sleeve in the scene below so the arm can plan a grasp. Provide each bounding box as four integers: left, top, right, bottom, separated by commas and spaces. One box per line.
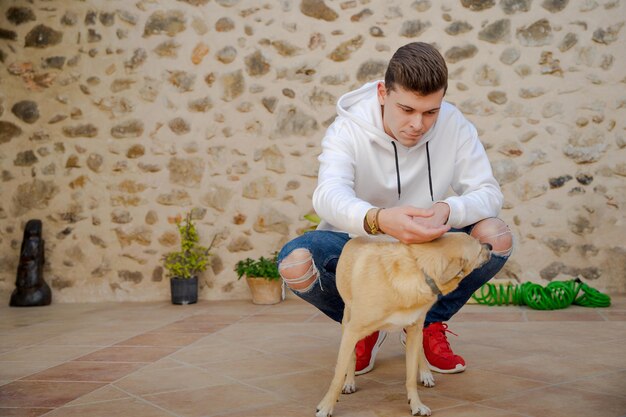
312, 126, 374, 236
443, 120, 503, 228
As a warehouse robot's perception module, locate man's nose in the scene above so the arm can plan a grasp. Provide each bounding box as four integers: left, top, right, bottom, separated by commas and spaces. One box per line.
410, 114, 423, 130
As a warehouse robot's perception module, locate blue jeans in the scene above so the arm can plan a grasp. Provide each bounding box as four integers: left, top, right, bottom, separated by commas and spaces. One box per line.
277, 229, 509, 326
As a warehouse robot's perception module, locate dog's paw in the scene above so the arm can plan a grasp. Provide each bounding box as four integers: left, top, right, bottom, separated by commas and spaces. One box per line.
341, 382, 356, 394
410, 402, 431, 416
315, 402, 333, 417
420, 370, 435, 388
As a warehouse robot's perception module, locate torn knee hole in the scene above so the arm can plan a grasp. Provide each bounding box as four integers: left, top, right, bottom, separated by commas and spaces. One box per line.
279, 250, 319, 291
471, 222, 513, 257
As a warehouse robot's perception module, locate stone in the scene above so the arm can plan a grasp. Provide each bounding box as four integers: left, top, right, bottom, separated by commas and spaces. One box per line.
111, 209, 132, 224
111, 119, 144, 138
13, 180, 59, 215
25, 25, 63, 48
221, 70, 245, 101
500, 47, 520, 65
549, 175, 573, 188
188, 97, 213, 112
117, 9, 138, 25
300, 0, 339, 21
543, 237, 571, 256
62, 124, 98, 138
488, 91, 507, 104
202, 185, 234, 212
542, 102, 562, 118
215, 17, 235, 32
243, 176, 277, 199
399, 20, 431, 38
126, 145, 145, 159
271, 105, 319, 138
513, 181, 548, 201
568, 214, 594, 235
445, 21, 473, 36
125, 48, 147, 71
541, 0, 569, 13
518, 87, 544, 99
369, 26, 384, 37
516, 19, 552, 47
500, 0, 532, 14
253, 205, 291, 235
168, 157, 205, 187
515, 64, 532, 78
271, 40, 302, 57
540, 262, 565, 280
592, 23, 623, 45
157, 190, 192, 207
115, 226, 152, 248
0, 121, 22, 144
0, 28, 17, 41
154, 40, 180, 57
491, 159, 519, 185
11, 100, 39, 124
87, 153, 104, 172
498, 142, 523, 157
244, 50, 270, 77
444, 44, 478, 63
158, 231, 178, 247
351, 8, 373, 22
227, 236, 254, 252
261, 145, 286, 173
7, 7, 36, 25
474, 65, 500, 86
14, 151, 38, 167
88, 28, 102, 43
169, 118, 191, 135
99, 11, 115, 26
478, 19, 510, 43
118, 270, 143, 284
539, 51, 562, 76
216, 46, 237, 63
356, 60, 386, 83
42, 56, 65, 69
168, 70, 195, 92
262, 97, 277, 113
110, 78, 135, 93
576, 172, 593, 185
143, 10, 186, 37
328, 35, 364, 62
461, 0, 495, 11
140, 77, 160, 102
558, 32, 578, 52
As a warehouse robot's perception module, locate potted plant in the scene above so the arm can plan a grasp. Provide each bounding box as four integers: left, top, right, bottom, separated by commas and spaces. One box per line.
235, 253, 283, 305
163, 213, 212, 305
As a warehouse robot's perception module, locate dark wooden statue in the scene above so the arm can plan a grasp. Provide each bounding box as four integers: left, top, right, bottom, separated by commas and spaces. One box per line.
10, 219, 52, 307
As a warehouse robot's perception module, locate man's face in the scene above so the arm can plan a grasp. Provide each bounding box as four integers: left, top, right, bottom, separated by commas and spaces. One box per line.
377, 82, 445, 147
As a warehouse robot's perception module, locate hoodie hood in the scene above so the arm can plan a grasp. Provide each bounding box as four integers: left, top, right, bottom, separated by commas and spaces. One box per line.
336, 80, 436, 151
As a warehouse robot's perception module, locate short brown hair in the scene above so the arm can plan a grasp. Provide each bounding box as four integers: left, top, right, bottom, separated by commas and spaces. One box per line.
384, 42, 448, 95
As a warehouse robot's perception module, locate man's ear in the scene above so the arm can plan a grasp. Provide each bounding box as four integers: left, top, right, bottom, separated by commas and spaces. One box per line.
377, 82, 387, 105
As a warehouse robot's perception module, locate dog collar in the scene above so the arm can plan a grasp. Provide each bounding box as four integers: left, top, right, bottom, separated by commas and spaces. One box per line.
424, 272, 441, 295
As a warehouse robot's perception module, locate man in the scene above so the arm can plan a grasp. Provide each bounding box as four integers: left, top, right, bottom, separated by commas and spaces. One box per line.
277, 42, 513, 375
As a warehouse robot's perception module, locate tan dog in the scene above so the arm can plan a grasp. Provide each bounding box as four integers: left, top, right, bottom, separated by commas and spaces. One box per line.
315, 233, 492, 417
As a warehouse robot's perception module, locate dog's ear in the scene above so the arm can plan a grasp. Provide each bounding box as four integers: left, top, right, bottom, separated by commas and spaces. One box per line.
439, 256, 466, 284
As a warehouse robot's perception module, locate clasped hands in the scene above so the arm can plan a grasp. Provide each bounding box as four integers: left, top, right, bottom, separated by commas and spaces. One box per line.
377, 203, 451, 244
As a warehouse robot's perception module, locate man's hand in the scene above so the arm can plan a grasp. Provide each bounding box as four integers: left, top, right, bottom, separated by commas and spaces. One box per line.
377, 205, 450, 244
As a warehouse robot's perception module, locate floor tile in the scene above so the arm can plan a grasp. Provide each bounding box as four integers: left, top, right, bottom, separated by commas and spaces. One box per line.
0, 381, 104, 407
0, 407, 53, 416
114, 364, 231, 396
560, 370, 626, 398
143, 383, 281, 417
199, 352, 317, 380
480, 385, 626, 417
73, 346, 178, 363
43, 398, 174, 417
0, 362, 61, 381
22, 361, 145, 383
169, 340, 265, 365
0, 345, 97, 362
64, 385, 131, 406
115, 331, 206, 347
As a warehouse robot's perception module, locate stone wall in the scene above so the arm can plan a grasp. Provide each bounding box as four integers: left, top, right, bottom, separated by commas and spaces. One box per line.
0, 0, 624, 302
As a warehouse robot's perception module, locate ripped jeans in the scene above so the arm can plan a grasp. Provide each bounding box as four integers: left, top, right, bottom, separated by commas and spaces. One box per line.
277, 228, 510, 325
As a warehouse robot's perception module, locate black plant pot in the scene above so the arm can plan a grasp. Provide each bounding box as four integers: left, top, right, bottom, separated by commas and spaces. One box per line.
170, 276, 198, 305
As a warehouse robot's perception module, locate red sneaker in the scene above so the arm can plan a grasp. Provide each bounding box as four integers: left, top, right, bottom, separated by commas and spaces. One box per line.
422, 322, 465, 373
354, 331, 387, 375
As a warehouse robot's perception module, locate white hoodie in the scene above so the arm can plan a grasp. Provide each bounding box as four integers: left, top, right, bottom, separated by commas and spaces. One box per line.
312, 81, 503, 237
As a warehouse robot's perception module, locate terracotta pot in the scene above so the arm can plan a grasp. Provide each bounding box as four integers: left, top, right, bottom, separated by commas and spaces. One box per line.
245, 276, 282, 305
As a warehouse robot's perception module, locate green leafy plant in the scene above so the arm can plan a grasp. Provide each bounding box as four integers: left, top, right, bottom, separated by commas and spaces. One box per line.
235, 253, 280, 281
163, 213, 213, 279
297, 212, 321, 235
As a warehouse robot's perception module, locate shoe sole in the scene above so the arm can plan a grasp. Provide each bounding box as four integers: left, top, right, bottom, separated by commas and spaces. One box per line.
399, 332, 466, 374
354, 331, 387, 376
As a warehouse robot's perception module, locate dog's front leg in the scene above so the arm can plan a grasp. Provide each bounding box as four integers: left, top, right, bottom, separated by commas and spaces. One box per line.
417, 322, 434, 388
316, 328, 360, 417
405, 324, 431, 416
342, 349, 357, 394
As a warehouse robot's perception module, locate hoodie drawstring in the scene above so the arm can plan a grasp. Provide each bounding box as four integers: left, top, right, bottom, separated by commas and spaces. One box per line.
390, 141, 434, 202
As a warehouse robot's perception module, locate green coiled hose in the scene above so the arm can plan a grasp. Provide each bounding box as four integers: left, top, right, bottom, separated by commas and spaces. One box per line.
471, 278, 611, 310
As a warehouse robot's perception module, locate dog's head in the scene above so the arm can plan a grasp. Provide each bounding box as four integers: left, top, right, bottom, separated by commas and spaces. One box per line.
417, 233, 491, 295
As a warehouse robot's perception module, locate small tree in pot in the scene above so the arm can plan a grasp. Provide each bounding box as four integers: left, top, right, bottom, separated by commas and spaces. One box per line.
235, 253, 283, 305
163, 213, 213, 305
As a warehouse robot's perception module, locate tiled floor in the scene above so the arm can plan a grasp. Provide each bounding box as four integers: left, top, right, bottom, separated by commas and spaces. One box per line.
1, 296, 626, 417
